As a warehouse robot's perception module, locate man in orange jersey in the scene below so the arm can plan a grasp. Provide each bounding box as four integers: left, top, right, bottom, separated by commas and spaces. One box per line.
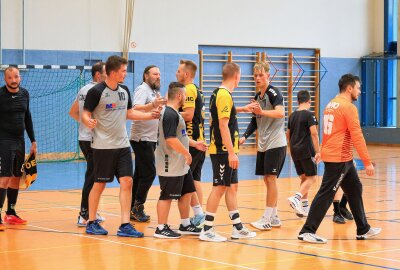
298, 74, 381, 244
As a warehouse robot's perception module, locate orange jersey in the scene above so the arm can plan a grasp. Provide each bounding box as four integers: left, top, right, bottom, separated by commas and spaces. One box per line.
321, 96, 371, 166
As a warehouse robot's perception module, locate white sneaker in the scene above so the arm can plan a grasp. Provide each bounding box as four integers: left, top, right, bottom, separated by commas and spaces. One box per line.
298, 233, 327, 244
356, 227, 382, 240
77, 215, 87, 227
96, 213, 106, 223
288, 196, 306, 216
231, 226, 256, 239
199, 227, 227, 242
250, 216, 272, 231
271, 215, 282, 227
302, 206, 309, 217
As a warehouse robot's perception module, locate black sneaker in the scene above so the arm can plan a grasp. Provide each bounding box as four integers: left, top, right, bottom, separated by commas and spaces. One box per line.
340, 207, 354, 220
333, 213, 346, 224
154, 224, 181, 239
130, 204, 150, 222
178, 224, 201, 235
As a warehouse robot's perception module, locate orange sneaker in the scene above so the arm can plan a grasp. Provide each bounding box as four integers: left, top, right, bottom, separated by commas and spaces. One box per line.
4, 214, 27, 225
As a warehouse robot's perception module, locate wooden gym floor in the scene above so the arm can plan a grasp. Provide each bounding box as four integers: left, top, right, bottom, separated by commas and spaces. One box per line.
0, 145, 399, 270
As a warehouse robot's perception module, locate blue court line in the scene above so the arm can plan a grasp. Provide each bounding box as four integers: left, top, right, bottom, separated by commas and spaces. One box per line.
228, 240, 400, 270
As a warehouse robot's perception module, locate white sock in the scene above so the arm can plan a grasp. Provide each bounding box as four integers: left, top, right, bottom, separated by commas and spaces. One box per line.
263, 207, 274, 219
157, 224, 165, 230
192, 204, 204, 216
272, 207, 278, 217
181, 218, 191, 227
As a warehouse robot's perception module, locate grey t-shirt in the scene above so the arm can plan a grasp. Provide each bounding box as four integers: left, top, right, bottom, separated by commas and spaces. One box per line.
130, 82, 159, 142
255, 85, 287, 151
83, 82, 132, 149
76, 81, 96, 141
155, 106, 190, 177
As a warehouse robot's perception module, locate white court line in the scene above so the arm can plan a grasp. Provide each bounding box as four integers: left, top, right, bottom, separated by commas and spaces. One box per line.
256, 238, 400, 263
359, 248, 400, 255
27, 224, 257, 270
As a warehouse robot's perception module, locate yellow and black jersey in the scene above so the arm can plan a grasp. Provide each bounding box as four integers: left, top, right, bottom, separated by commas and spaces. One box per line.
182, 83, 205, 142
208, 87, 239, 154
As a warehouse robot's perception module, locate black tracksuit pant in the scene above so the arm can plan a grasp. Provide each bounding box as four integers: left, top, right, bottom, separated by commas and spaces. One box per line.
79, 141, 94, 218
130, 140, 156, 208
300, 161, 370, 236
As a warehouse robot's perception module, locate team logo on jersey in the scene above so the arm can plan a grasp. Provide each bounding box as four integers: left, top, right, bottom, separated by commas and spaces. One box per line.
181, 129, 187, 136
268, 88, 277, 96
221, 106, 229, 113
106, 103, 117, 109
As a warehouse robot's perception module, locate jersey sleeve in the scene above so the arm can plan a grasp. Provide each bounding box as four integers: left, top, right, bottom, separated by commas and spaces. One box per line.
83, 86, 102, 112
345, 105, 372, 166
163, 109, 179, 138
24, 91, 36, 142
182, 84, 197, 110
133, 85, 149, 106
216, 90, 233, 119
121, 85, 133, 109
307, 112, 318, 127
266, 86, 284, 108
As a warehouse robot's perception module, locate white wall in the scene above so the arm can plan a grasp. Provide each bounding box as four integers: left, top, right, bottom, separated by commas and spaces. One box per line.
0, 0, 384, 58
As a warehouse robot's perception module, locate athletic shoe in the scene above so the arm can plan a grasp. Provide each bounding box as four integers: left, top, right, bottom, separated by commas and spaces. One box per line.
356, 227, 382, 240
77, 212, 105, 227
288, 196, 306, 216
190, 214, 205, 228
77, 215, 88, 227
333, 213, 346, 224
296, 206, 310, 218
96, 213, 106, 223
130, 204, 150, 223
199, 227, 227, 242
178, 224, 201, 235
298, 233, 327, 244
271, 215, 282, 227
154, 224, 181, 239
86, 221, 108, 235
117, 223, 144, 238
4, 214, 27, 225
231, 225, 256, 239
340, 207, 354, 220
250, 216, 272, 231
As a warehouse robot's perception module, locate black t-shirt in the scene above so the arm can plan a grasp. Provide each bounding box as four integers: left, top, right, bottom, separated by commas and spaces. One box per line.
0, 86, 35, 142
287, 110, 318, 160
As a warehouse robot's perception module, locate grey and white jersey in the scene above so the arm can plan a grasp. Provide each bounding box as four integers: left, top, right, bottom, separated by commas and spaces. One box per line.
155, 106, 190, 177
83, 82, 132, 149
130, 82, 160, 142
255, 85, 287, 151
76, 81, 96, 141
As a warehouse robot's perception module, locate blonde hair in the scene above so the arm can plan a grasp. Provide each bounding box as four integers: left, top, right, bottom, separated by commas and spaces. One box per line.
253, 61, 270, 73
180, 59, 197, 77
222, 62, 240, 80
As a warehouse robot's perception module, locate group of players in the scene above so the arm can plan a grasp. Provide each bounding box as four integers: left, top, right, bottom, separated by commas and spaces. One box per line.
0, 55, 381, 243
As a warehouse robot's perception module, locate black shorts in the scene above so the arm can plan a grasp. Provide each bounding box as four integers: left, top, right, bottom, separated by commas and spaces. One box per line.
189, 147, 205, 181
158, 171, 196, 200
256, 146, 287, 177
0, 139, 25, 177
293, 157, 317, 176
210, 154, 238, 187
92, 147, 133, 183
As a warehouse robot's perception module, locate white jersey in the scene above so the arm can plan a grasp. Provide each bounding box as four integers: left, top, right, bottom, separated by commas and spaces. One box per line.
76, 81, 96, 141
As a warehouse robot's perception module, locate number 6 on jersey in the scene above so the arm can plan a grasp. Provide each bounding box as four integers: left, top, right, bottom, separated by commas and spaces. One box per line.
323, 114, 334, 135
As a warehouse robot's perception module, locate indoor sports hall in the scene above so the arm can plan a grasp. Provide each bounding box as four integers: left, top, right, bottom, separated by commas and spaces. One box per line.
0, 1, 399, 269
